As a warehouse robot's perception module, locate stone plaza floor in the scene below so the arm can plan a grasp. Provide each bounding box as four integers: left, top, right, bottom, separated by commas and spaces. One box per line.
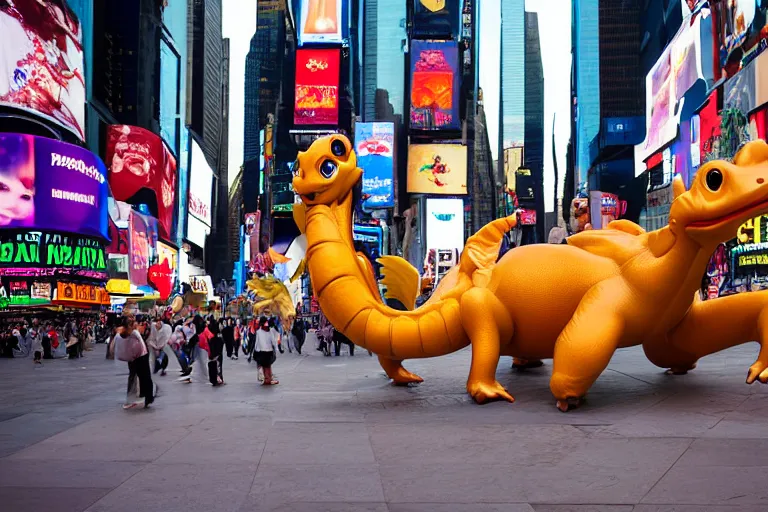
0, 342, 767, 511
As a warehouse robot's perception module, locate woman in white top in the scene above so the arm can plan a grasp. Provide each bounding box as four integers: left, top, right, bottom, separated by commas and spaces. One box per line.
114, 315, 156, 409
253, 316, 279, 385
148, 318, 172, 375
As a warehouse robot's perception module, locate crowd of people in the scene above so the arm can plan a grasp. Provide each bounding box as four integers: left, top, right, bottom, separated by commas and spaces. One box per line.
0, 316, 108, 360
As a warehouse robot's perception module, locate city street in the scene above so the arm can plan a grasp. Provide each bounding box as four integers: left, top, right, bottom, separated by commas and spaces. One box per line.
1, 344, 767, 511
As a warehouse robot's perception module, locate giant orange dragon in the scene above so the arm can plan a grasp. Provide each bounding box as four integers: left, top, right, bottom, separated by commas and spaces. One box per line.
292, 135, 768, 411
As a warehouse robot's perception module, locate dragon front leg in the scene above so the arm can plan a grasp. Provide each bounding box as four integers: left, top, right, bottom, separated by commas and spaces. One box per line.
657, 291, 768, 384
460, 287, 515, 404
550, 282, 625, 412
378, 356, 424, 385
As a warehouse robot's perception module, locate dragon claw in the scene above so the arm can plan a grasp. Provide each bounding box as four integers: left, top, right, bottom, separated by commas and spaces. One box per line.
747, 362, 768, 384
556, 397, 583, 412
665, 363, 697, 376
467, 380, 515, 404
391, 370, 424, 386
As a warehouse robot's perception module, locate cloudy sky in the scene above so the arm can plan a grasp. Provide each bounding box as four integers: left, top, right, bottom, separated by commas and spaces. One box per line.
480, 0, 572, 212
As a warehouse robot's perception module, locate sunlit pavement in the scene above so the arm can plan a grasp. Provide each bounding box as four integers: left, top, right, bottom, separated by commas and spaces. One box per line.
0, 343, 767, 512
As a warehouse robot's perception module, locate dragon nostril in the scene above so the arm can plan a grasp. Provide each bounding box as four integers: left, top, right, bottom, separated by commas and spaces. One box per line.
759, 178, 765, 184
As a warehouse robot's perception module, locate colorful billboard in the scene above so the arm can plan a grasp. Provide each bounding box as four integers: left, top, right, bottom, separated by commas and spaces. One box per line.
298, 0, 344, 45
412, 0, 461, 39
188, 138, 213, 227
426, 198, 465, 254
0, 230, 107, 280
0, 133, 109, 239
128, 210, 158, 287
715, 1, 768, 77
410, 40, 460, 131
407, 144, 467, 195
0, 1, 85, 140
355, 122, 395, 208
294, 48, 340, 125
635, 13, 708, 165
106, 125, 177, 239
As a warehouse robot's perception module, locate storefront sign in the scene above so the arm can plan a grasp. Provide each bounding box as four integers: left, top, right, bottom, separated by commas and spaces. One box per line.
190, 275, 209, 295
148, 259, 173, 300
106, 125, 177, 239
294, 49, 340, 126
30, 281, 51, 300
0, 2, 85, 139
410, 40, 460, 131
0, 133, 109, 238
355, 122, 395, 208
55, 282, 109, 305
0, 231, 107, 279
106, 279, 131, 295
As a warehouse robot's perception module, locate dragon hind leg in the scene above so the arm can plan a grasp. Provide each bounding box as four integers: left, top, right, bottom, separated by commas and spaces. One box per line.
460, 287, 515, 404
550, 283, 625, 412
378, 356, 424, 385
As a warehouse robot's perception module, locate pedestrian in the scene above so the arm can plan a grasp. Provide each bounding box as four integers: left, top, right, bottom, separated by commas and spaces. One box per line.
41, 323, 52, 359
207, 319, 225, 386
291, 318, 305, 355
253, 316, 279, 385
114, 315, 157, 409
233, 318, 242, 358
222, 317, 235, 360
148, 317, 172, 375
29, 320, 43, 365
269, 318, 284, 354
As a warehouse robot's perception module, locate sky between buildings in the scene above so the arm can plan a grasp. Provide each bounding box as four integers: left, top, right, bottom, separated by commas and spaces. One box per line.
223, 0, 572, 214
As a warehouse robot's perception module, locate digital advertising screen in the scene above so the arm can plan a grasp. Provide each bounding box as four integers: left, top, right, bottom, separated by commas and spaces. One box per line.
410, 40, 460, 131
294, 48, 340, 126
159, 38, 180, 152
715, 0, 768, 77
355, 122, 395, 208
0, 133, 108, 239
407, 143, 467, 195
128, 210, 158, 287
188, 138, 213, 227
0, 230, 107, 280
425, 198, 465, 254
412, 0, 461, 39
0, 1, 86, 140
106, 125, 177, 239
298, 0, 344, 46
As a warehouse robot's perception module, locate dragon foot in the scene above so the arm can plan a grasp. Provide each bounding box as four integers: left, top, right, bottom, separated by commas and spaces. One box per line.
665, 362, 697, 376
512, 358, 544, 370
467, 380, 515, 404
378, 356, 424, 386
747, 361, 768, 384
556, 397, 584, 412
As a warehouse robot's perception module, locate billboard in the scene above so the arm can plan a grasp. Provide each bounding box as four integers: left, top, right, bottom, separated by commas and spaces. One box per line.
294, 48, 340, 125
715, 1, 768, 77
0, 230, 107, 280
426, 198, 465, 253
407, 144, 467, 195
156, 241, 177, 277
159, 38, 180, 152
128, 210, 158, 287
106, 125, 177, 239
298, 0, 344, 45
355, 122, 395, 208
188, 138, 213, 227
412, 0, 461, 39
635, 13, 707, 165
0, 133, 109, 239
0, 1, 85, 140
410, 40, 460, 131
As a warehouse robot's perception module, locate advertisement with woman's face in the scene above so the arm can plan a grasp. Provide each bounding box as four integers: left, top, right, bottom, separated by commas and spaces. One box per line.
0, 133, 109, 239
0, 0, 85, 140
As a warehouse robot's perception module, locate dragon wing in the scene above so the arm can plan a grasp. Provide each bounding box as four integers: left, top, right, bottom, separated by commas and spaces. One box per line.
605, 219, 646, 235
566, 227, 647, 265
377, 255, 420, 311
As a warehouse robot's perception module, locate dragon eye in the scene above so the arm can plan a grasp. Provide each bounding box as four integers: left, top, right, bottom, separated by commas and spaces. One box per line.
291, 160, 300, 176
331, 139, 346, 157
706, 168, 723, 192
320, 159, 337, 179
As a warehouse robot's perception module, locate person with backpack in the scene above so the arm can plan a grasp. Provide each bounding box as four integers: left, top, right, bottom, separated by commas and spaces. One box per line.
114, 315, 157, 409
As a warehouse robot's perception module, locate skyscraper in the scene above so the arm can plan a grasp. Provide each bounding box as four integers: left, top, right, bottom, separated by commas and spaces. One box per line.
243, 32, 260, 163
500, 0, 525, 151
524, 11, 545, 244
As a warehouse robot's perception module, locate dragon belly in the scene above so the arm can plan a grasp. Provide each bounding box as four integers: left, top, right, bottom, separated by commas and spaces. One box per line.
489, 244, 621, 359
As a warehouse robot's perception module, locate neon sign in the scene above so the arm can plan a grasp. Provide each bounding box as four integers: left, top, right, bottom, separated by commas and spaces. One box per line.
0, 231, 107, 279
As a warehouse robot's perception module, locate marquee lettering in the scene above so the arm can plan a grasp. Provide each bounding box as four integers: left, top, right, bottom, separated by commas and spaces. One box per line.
0, 231, 107, 276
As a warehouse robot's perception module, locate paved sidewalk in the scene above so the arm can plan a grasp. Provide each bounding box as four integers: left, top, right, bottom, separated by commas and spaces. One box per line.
0, 342, 766, 511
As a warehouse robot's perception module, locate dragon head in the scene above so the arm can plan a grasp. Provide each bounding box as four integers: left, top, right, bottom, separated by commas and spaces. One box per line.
671, 140, 768, 247
292, 135, 362, 207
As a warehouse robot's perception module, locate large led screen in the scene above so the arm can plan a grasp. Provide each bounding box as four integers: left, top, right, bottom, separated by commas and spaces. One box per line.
0, 133, 108, 239
410, 40, 460, 131
0, 1, 86, 140
715, 0, 768, 77
298, 0, 344, 45
426, 198, 465, 254
294, 48, 340, 125
412, 0, 461, 39
106, 125, 177, 239
188, 138, 213, 227
407, 144, 467, 195
159, 38, 180, 152
0, 230, 107, 280
355, 122, 395, 208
